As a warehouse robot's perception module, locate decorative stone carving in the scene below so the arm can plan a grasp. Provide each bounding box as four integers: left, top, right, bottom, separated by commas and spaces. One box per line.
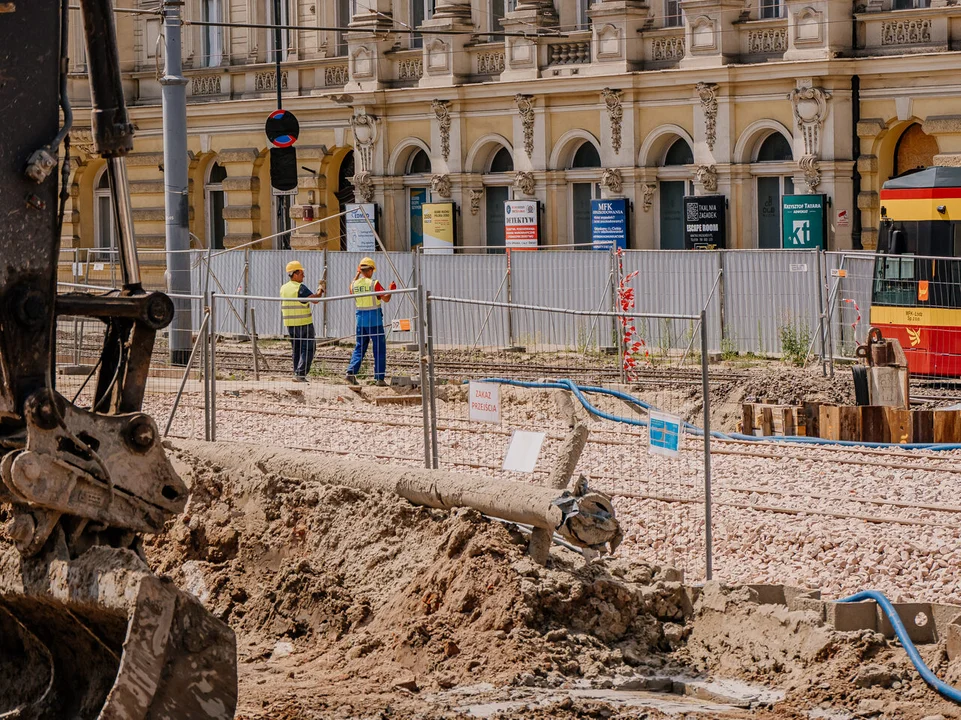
255, 70, 288, 92
601, 168, 623, 195
477, 51, 505, 74
748, 28, 787, 54
515, 94, 535, 159
398, 57, 423, 80
324, 64, 349, 87
469, 189, 483, 215
652, 36, 684, 61
789, 85, 831, 158
192, 74, 222, 96
349, 110, 379, 202
694, 164, 718, 193
353, 170, 375, 203
601, 88, 623, 156
69, 129, 96, 156
513, 171, 536, 196
642, 183, 657, 212
798, 155, 821, 193
882, 19, 932, 46
431, 173, 452, 199
547, 41, 591, 65
431, 99, 451, 163
696, 82, 718, 153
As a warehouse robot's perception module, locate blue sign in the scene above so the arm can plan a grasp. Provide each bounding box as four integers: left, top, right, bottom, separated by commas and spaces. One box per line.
649, 411, 682, 457
591, 198, 629, 250
409, 188, 427, 249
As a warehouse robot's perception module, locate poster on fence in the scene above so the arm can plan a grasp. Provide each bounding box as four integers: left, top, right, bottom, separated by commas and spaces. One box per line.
591, 198, 629, 250
422, 202, 455, 254
504, 200, 539, 250
648, 411, 682, 457
346, 203, 377, 253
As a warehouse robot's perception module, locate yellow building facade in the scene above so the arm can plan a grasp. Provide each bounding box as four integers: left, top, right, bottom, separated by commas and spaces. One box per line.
62, 0, 961, 266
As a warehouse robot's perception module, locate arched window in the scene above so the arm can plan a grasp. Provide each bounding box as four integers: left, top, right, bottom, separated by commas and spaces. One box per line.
489, 147, 514, 173
205, 162, 227, 250
658, 138, 694, 249
756, 133, 793, 162
94, 168, 118, 255
664, 138, 693, 166
484, 146, 515, 252
407, 149, 432, 175
753, 132, 795, 249
571, 142, 601, 169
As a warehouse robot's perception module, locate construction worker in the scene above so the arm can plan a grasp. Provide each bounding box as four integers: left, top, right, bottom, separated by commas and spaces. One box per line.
280, 260, 326, 382
347, 257, 395, 386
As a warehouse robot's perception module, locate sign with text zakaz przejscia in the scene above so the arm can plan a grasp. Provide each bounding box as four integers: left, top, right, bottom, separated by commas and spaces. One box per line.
422, 202, 455, 254
468, 381, 501, 424
683, 195, 726, 249
591, 198, 629, 250
782, 194, 827, 249
648, 411, 682, 457
504, 200, 539, 250
345, 203, 377, 253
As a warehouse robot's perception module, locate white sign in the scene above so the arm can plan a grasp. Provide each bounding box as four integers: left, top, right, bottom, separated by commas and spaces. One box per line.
346, 203, 377, 253
837, 209, 850, 227
648, 411, 682, 458
468, 381, 501, 424
789, 263, 808, 273
830, 269, 847, 278
92, 263, 105, 271
271, 187, 299, 196
504, 200, 539, 250
502, 430, 546, 473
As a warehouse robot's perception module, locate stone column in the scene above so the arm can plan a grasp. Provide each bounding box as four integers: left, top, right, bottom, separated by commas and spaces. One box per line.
500, 1, 558, 81
216, 147, 261, 248
419, 0, 474, 87
344, 0, 394, 91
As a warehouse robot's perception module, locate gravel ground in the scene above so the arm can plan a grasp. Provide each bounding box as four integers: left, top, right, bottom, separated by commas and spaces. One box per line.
143, 377, 961, 607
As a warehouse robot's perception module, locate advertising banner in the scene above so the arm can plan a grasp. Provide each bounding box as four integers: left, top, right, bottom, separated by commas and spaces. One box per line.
422, 202, 455, 254
782, 194, 827, 249
504, 200, 539, 250
345, 203, 377, 253
683, 195, 726, 249
409, 188, 427, 249
591, 198, 629, 250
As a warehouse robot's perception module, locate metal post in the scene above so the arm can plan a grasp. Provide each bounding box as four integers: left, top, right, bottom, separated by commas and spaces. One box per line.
816, 249, 827, 377
612, 247, 625, 383
505, 249, 514, 349
425, 291, 439, 469
416, 285, 432, 469
271, 0, 290, 251
700, 309, 713, 582
209, 292, 218, 441
165, 308, 210, 438
161, 0, 192, 365
202, 294, 211, 441
250, 305, 261, 381
716, 251, 726, 345
321, 247, 329, 339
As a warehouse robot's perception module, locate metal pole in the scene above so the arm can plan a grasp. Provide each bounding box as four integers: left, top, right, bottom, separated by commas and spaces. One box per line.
164, 309, 210, 438
425, 291, 439, 469
417, 285, 431, 469
202, 293, 211, 441
814, 249, 828, 376
506, 249, 514, 349
271, 0, 290, 251
700, 309, 713, 582
612, 247, 625, 383
209, 292, 218, 441
250, 305, 261, 381
161, 0, 192, 365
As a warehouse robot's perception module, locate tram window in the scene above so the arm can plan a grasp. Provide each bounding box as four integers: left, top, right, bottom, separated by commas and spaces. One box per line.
954, 223, 961, 257
874, 256, 916, 306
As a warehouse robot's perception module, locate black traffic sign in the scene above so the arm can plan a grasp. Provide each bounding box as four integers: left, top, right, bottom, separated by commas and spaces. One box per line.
270, 146, 298, 192
265, 109, 299, 148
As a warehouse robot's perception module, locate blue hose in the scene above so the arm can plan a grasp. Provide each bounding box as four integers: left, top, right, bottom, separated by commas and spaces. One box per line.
840, 590, 961, 705
478, 377, 961, 452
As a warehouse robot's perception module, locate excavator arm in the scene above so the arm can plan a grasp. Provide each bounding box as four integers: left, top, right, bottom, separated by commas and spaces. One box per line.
0, 1, 237, 717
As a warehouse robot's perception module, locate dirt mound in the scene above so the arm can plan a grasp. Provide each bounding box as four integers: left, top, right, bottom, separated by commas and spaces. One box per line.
149, 447, 684, 718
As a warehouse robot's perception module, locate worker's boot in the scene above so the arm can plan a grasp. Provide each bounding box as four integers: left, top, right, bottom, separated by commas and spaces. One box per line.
346, 374, 359, 386
373, 379, 387, 387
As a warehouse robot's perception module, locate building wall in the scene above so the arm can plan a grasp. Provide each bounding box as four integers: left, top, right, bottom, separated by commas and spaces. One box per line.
62, 0, 961, 265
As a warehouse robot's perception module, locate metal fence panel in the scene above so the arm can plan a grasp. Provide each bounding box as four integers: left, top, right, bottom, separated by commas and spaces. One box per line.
422, 254, 509, 347
722, 250, 821, 356
824, 252, 877, 359
621, 250, 722, 353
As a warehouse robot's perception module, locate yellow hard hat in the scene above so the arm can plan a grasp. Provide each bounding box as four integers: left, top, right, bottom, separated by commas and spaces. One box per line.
359, 257, 376, 270
286, 260, 304, 274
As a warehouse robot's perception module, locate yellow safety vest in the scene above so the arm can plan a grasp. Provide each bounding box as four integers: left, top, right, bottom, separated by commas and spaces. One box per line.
352, 276, 381, 310
280, 280, 313, 327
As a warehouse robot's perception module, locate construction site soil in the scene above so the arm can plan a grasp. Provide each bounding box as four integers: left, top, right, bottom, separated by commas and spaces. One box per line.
123, 442, 961, 719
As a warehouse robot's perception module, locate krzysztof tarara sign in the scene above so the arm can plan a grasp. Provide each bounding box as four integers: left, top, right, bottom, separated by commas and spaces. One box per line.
684, 195, 726, 249
266, 109, 299, 192
781, 194, 827, 249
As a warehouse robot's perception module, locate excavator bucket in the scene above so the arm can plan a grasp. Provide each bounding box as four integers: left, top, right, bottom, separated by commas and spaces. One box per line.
0, 538, 237, 719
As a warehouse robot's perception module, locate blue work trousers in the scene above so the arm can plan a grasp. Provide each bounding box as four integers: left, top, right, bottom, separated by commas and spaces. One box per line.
347, 321, 386, 380
289, 323, 316, 377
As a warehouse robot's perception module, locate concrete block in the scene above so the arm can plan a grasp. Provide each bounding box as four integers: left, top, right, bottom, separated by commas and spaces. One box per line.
826, 601, 877, 633
790, 597, 827, 620
880, 603, 936, 645
947, 624, 961, 661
